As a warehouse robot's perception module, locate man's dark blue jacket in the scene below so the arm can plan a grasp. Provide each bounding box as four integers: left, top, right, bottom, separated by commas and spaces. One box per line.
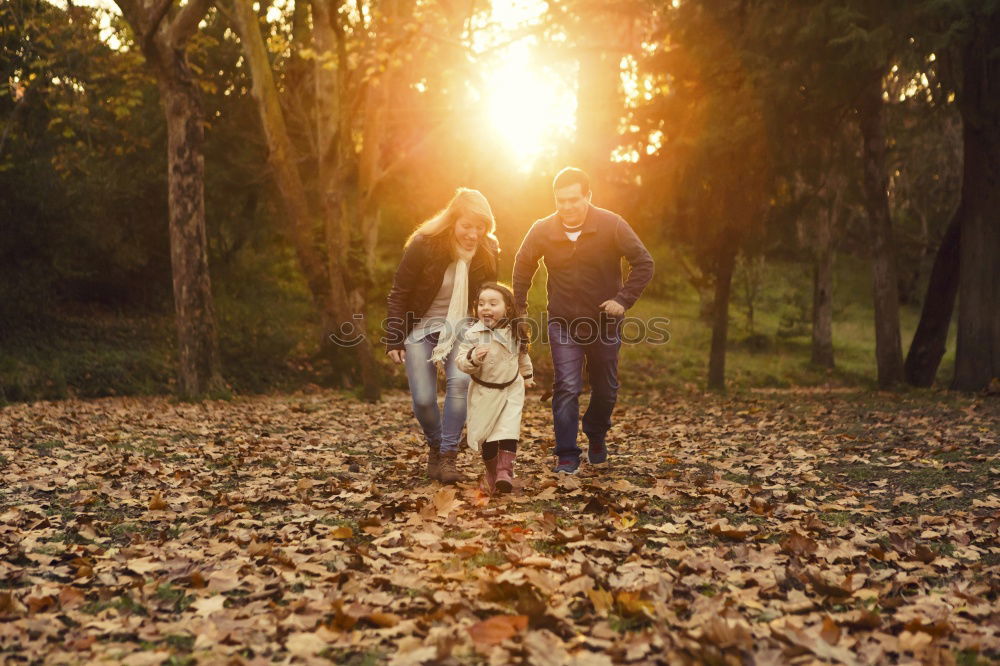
512, 205, 654, 322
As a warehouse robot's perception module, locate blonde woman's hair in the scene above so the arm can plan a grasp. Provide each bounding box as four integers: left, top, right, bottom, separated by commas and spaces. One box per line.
406, 188, 498, 258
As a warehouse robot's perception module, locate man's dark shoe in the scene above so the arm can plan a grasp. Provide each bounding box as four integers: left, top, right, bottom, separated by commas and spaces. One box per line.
588, 439, 608, 465
553, 456, 580, 474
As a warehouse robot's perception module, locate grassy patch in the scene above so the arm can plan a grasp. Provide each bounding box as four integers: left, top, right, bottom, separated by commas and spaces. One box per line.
444, 529, 477, 540
608, 613, 653, 634
831, 464, 881, 483
1, 254, 960, 400
155, 584, 194, 612
30, 439, 67, 456
723, 472, 756, 485
319, 649, 386, 666
140, 634, 196, 654
466, 550, 507, 569
821, 511, 860, 527
43, 498, 77, 522
320, 516, 359, 530
81, 594, 147, 616
531, 539, 567, 556
720, 512, 768, 527
955, 651, 990, 666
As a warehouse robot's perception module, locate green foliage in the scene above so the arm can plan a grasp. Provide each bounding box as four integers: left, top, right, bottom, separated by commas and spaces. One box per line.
0, 275, 321, 400
617, 255, 955, 391
1, 1, 170, 316
0, 0, 979, 398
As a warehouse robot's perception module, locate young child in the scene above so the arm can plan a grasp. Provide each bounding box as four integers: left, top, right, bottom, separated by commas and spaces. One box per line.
456, 282, 534, 495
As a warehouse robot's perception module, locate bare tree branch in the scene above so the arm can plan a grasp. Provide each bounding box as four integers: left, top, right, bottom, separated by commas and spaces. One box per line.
142, 0, 174, 52
112, 0, 141, 34
362, 122, 445, 211
170, 0, 213, 47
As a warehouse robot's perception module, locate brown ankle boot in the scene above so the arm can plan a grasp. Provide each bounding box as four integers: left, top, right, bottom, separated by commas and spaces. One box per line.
495, 450, 515, 493
480, 455, 499, 495
438, 449, 465, 485
426, 446, 441, 481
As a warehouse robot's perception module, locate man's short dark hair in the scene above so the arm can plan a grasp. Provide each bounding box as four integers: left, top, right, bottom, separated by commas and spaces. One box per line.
552, 167, 590, 195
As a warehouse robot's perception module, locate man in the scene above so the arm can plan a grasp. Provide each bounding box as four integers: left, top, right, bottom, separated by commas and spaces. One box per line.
513, 167, 654, 474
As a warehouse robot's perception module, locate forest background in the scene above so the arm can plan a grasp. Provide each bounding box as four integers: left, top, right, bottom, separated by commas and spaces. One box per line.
2, 0, 998, 402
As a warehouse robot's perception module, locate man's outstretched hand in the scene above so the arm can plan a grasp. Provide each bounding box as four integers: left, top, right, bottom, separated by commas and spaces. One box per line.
600, 300, 626, 317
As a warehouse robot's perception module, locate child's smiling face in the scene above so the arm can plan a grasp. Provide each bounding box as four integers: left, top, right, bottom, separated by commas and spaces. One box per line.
477, 288, 507, 328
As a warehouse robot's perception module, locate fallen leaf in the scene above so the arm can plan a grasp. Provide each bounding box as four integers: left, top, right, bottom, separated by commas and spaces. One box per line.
191, 595, 226, 616
467, 614, 528, 646
820, 616, 842, 645
366, 611, 401, 628
330, 525, 354, 539
433, 487, 457, 516
148, 491, 168, 511
781, 530, 819, 557
286, 631, 328, 657
588, 587, 614, 616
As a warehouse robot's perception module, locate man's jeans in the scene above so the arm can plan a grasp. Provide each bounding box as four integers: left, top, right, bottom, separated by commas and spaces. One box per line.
404, 331, 470, 453
548, 319, 621, 460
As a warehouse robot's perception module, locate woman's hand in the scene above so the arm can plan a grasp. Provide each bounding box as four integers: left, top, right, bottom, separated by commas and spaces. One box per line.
473, 346, 490, 363
388, 349, 406, 364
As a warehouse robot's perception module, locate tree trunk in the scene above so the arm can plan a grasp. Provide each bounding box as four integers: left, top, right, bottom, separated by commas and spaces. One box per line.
811, 204, 835, 368
904, 205, 960, 387
233, 0, 382, 400
858, 83, 904, 389
231, 0, 330, 308
349, 206, 381, 403
159, 76, 224, 398
325, 186, 381, 402
114, 0, 223, 400
707, 244, 736, 390
952, 16, 1000, 391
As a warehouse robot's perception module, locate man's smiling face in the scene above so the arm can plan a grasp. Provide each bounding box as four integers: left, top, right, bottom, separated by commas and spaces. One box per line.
554, 182, 591, 227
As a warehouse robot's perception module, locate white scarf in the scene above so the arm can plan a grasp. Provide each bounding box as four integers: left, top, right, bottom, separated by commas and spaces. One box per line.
429, 241, 477, 365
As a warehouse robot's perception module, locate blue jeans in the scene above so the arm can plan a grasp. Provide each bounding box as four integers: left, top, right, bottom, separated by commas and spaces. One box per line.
549, 319, 621, 460
404, 331, 470, 453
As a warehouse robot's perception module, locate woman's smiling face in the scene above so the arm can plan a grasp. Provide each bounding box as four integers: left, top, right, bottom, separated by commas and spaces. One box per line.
454, 215, 487, 251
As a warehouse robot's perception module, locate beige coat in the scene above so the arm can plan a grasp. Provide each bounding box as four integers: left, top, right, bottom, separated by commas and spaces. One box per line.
456, 321, 534, 451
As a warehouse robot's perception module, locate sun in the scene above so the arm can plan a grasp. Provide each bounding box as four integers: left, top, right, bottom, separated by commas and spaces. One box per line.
479, 39, 576, 169
483, 49, 576, 168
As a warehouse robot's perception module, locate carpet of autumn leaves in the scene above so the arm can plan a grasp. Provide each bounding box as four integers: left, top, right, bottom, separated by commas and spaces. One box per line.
1, 388, 999, 665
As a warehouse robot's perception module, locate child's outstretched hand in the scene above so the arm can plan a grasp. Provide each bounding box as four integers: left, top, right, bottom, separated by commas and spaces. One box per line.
523, 377, 535, 388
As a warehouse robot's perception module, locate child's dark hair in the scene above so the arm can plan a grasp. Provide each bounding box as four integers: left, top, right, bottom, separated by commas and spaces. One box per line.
476, 282, 530, 352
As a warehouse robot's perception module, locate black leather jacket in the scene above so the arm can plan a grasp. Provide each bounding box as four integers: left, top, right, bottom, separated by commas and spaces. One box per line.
385, 233, 499, 352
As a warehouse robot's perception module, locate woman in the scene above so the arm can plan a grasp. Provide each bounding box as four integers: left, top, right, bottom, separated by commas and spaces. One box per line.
386, 188, 499, 484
